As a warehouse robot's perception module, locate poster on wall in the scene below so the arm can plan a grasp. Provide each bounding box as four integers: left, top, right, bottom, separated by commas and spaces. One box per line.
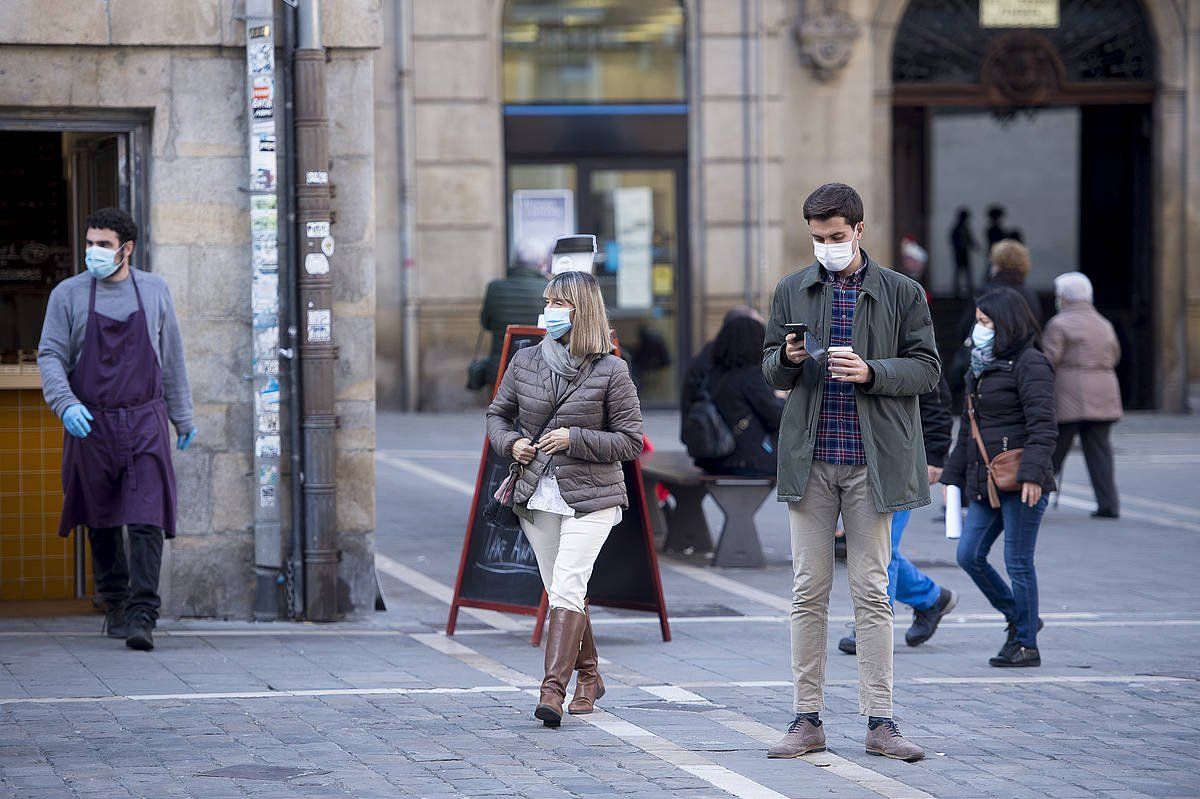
614, 186, 653, 309
511, 189, 575, 267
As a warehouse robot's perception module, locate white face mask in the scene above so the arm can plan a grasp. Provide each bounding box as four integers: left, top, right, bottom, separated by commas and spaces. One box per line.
814, 227, 861, 273
972, 323, 995, 349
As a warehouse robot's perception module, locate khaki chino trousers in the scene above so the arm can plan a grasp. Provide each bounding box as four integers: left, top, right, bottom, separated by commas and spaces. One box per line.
788, 460, 894, 717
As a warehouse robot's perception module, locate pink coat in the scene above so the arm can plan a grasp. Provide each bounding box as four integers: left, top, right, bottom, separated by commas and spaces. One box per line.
1042, 301, 1123, 423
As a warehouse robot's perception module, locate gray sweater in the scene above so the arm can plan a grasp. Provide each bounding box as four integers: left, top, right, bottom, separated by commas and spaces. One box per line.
37, 269, 194, 435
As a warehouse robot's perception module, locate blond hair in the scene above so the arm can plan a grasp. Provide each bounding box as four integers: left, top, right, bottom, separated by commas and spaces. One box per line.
990, 239, 1030, 279
545, 272, 612, 358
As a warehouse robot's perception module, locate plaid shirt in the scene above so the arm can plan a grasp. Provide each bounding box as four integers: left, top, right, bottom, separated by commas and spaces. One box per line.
813, 264, 867, 465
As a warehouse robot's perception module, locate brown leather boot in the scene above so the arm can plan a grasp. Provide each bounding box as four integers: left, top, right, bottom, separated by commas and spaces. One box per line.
568, 610, 604, 715
535, 607, 587, 728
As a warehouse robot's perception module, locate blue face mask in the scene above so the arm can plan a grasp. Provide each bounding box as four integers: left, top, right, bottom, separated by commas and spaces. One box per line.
971, 322, 995, 349
85, 245, 123, 280
544, 307, 573, 340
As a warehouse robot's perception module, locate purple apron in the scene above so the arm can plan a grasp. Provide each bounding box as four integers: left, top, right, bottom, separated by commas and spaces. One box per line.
58, 272, 177, 538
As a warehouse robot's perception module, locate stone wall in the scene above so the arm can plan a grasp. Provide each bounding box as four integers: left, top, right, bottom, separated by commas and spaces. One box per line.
1, 0, 380, 618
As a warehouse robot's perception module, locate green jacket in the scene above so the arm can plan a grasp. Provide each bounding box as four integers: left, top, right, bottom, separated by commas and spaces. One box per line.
480, 267, 547, 382
762, 253, 941, 512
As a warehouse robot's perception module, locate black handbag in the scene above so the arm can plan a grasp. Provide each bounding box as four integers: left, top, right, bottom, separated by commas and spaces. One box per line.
482, 360, 596, 528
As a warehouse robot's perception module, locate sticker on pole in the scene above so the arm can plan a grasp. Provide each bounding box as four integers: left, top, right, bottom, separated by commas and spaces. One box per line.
304, 252, 330, 275
321, 236, 335, 257
306, 170, 329, 185
307, 309, 331, 343
306, 221, 330, 238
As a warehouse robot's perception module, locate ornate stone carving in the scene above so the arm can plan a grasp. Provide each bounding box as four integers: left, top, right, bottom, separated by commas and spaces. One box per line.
795, 10, 861, 81
981, 31, 1065, 105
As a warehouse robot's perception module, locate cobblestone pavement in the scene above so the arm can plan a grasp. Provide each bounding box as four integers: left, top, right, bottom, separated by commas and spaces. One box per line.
3, 412, 1199, 798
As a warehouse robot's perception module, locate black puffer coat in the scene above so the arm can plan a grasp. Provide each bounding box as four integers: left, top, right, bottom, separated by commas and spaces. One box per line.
942, 339, 1058, 503
691, 365, 784, 477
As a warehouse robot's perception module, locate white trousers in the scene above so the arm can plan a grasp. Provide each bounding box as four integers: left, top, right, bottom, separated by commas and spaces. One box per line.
519, 507, 619, 613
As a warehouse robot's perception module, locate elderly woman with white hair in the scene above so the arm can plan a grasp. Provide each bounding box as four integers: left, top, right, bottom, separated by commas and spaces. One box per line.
1043, 272, 1122, 518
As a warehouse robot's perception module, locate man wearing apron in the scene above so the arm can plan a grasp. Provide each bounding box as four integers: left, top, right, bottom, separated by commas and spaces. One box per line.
38, 207, 194, 651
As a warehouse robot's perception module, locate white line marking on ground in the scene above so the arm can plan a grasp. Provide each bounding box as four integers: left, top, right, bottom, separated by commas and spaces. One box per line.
6, 612, 1195, 640
376, 452, 477, 496
408, 632, 796, 799
640, 685, 712, 704
671, 675, 1194, 690
1060, 482, 1200, 519
660, 561, 793, 612
585, 710, 792, 799
378, 448, 480, 461
702, 709, 935, 799
375, 552, 523, 631
1055, 492, 1200, 533
410, 633, 538, 687
0, 685, 523, 706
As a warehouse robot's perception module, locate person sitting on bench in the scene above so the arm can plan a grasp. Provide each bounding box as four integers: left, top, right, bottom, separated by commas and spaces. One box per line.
684, 315, 783, 478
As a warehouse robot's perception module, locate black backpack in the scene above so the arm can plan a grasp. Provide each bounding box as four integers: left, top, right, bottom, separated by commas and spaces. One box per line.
681, 373, 735, 460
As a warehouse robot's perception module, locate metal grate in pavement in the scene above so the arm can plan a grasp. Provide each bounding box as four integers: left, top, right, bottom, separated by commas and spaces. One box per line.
196, 765, 331, 781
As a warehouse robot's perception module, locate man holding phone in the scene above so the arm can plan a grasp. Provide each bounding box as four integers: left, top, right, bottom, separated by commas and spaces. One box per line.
762, 183, 940, 762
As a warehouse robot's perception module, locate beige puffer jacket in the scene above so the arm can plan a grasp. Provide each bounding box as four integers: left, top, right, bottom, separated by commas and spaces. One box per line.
486, 344, 644, 515
1042, 301, 1123, 423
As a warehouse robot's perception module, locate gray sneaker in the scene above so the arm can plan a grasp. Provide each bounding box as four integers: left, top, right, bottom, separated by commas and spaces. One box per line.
767, 716, 826, 758
865, 719, 925, 762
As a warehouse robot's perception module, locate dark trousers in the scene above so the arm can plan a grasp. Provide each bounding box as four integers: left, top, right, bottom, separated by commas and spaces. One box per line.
957, 495, 1046, 648
1051, 421, 1119, 515
88, 524, 164, 625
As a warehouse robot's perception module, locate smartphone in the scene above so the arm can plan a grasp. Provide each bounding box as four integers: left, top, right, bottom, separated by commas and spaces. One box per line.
783, 323, 808, 339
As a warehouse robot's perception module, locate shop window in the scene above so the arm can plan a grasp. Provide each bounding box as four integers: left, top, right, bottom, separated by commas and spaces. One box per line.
503, 0, 686, 103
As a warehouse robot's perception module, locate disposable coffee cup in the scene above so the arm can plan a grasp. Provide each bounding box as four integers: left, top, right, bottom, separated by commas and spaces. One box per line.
828, 345, 853, 355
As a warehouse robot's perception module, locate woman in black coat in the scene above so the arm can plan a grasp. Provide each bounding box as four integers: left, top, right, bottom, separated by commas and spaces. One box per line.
691, 316, 783, 478
942, 287, 1057, 668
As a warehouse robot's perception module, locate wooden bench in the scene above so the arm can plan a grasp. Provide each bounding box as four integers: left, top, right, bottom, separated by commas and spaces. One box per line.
639, 451, 775, 568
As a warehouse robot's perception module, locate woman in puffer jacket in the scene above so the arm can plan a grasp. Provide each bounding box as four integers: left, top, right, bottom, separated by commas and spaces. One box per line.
942, 287, 1057, 668
486, 271, 644, 727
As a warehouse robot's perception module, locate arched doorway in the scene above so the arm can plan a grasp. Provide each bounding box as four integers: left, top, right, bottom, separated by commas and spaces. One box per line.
501, 0, 689, 406
888, 0, 1158, 408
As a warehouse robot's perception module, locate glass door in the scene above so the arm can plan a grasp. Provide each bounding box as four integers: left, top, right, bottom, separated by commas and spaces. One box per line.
506, 159, 688, 406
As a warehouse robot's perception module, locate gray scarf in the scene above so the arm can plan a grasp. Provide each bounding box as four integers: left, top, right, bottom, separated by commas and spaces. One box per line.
539, 335, 583, 387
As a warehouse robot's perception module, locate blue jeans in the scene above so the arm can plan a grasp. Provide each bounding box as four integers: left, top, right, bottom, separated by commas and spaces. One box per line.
956, 495, 1047, 647
888, 510, 942, 611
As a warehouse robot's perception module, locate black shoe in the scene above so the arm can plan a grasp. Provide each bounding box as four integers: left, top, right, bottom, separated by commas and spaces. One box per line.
989, 645, 1041, 667
838, 629, 857, 655
102, 606, 129, 639
998, 618, 1044, 660
1091, 510, 1119, 519
905, 588, 958, 647
125, 617, 155, 651
1003, 617, 1045, 648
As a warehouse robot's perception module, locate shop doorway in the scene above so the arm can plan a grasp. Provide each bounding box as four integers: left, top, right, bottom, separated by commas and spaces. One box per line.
0, 112, 149, 608
502, 0, 688, 406
889, 0, 1157, 409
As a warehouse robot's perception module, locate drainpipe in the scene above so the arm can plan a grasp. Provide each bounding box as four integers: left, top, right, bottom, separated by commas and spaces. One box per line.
295, 0, 339, 621
741, 0, 755, 307
396, 0, 419, 410
754, 0, 768, 312
281, 0, 306, 619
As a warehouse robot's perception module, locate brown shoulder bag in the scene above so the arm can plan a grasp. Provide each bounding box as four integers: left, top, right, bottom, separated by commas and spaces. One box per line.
966, 393, 1023, 509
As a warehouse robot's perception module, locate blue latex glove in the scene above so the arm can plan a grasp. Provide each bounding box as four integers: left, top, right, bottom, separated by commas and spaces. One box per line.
63, 404, 93, 438
177, 429, 197, 451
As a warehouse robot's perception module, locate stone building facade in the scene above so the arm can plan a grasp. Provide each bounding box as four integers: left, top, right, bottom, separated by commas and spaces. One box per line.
0, 1, 380, 618
376, 0, 1200, 413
